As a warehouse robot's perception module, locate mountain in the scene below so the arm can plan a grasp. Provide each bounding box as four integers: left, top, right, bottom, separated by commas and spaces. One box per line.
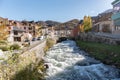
57, 19, 80, 30
45, 20, 61, 26
36, 19, 80, 30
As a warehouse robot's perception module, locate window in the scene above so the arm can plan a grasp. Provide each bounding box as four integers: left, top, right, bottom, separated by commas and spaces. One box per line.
14, 31, 18, 35
24, 27, 26, 29
29, 27, 32, 30
113, 6, 120, 13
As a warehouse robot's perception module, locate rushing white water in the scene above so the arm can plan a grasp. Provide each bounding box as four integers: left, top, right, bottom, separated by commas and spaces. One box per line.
44, 40, 120, 80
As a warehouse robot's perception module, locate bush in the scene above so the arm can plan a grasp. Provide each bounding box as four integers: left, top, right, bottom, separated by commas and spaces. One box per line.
46, 38, 55, 48
44, 38, 55, 52
0, 40, 7, 45
10, 44, 21, 50
0, 46, 9, 51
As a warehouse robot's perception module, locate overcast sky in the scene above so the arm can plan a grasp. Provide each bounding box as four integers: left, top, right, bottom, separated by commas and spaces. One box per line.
0, 0, 114, 22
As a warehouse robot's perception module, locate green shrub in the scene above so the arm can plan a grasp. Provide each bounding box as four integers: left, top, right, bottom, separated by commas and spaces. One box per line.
44, 38, 55, 52
0, 40, 7, 45
10, 44, 21, 50
0, 46, 9, 51
7, 53, 20, 64
46, 38, 55, 48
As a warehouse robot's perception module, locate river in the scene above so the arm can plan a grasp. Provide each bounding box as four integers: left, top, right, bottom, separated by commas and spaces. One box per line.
44, 40, 120, 80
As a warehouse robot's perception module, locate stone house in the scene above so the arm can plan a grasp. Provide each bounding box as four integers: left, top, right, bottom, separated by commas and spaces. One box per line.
46, 25, 55, 38
71, 20, 84, 38
92, 9, 114, 33
21, 21, 36, 37
7, 26, 25, 42
72, 26, 79, 38
41, 26, 48, 36
7, 20, 36, 42
54, 25, 73, 37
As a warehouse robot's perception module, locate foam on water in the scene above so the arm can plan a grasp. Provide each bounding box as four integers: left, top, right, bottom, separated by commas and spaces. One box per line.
44, 40, 120, 80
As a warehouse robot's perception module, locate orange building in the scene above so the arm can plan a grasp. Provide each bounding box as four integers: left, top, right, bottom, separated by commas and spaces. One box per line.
72, 20, 84, 37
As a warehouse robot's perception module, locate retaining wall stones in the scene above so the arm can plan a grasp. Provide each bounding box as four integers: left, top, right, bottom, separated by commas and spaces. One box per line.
78, 33, 120, 45
0, 40, 46, 80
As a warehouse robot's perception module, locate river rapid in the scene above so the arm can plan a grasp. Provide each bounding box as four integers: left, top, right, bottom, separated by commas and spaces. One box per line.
44, 40, 120, 80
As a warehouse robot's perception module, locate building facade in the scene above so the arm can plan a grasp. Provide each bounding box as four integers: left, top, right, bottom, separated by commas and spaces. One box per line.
7, 26, 25, 42
111, 0, 120, 34
92, 10, 114, 33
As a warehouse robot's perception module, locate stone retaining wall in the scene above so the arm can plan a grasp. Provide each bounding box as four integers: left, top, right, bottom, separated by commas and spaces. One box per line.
78, 33, 120, 45
0, 40, 46, 80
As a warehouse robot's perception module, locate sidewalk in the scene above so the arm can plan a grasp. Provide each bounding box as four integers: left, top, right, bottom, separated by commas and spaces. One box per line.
94, 32, 120, 39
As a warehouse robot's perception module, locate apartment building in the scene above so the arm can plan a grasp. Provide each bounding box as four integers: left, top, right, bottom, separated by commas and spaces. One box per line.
111, 0, 120, 34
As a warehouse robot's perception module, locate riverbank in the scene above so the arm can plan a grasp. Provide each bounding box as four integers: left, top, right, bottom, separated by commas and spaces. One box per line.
0, 39, 55, 80
76, 40, 120, 68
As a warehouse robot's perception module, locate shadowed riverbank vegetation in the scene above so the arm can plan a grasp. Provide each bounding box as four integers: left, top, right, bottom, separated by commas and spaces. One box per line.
76, 40, 120, 68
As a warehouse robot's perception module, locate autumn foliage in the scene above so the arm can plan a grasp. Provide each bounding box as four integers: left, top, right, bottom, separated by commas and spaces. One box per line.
0, 24, 9, 40
83, 16, 92, 32
78, 16, 92, 33
79, 23, 84, 33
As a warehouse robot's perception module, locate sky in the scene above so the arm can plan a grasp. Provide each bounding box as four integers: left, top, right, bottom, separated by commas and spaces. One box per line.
0, 0, 114, 22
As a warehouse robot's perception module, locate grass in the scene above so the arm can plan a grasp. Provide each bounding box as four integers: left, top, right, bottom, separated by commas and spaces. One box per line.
0, 44, 21, 51
44, 38, 55, 52
10, 60, 46, 80
0, 46, 9, 51
10, 44, 21, 50
76, 40, 120, 68
0, 40, 7, 45
0, 51, 46, 80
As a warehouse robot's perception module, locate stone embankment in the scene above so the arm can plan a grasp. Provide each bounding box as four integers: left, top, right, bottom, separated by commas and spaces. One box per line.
0, 40, 46, 80
78, 32, 120, 45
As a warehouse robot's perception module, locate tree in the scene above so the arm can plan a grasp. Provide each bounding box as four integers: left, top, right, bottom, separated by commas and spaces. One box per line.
83, 16, 92, 32
0, 23, 9, 40
35, 24, 42, 37
79, 24, 84, 32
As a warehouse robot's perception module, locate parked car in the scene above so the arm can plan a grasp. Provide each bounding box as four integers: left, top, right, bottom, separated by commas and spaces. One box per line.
32, 38, 36, 41
23, 39, 30, 47
37, 37, 41, 40
24, 39, 29, 42
37, 36, 44, 40
40, 36, 44, 40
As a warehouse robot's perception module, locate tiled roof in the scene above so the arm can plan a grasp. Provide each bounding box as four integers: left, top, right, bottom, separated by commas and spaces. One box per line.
13, 26, 25, 32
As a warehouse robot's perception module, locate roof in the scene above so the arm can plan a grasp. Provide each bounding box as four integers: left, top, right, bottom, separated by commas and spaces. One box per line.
102, 9, 113, 14
13, 26, 25, 32
47, 24, 53, 27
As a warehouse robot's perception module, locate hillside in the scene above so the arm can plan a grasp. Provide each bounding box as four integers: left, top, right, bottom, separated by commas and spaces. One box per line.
0, 16, 79, 30
59, 19, 79, 30
35, 19, 79, 30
